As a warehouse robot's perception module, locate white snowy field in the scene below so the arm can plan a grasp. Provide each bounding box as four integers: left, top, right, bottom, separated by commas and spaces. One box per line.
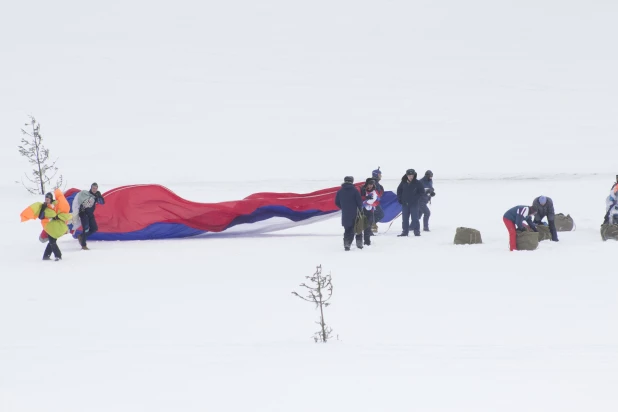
1, 175, 617, 412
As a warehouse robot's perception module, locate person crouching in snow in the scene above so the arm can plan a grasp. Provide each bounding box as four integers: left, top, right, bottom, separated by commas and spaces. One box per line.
532, 195, 558, 242
72, 182, 105, 250
335, 176, 363, 251
20, 189, 72, 261
503, 205, 538, 251
360, 178, 381, 246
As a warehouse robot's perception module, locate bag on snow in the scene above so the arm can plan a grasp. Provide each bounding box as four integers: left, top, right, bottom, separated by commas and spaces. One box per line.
536, 224, 552, 241
354, 210, 367, 235
600, 224, 618, 241
554, 213, 575, 231
516, 230, 539, 251
454, 227, 482, 245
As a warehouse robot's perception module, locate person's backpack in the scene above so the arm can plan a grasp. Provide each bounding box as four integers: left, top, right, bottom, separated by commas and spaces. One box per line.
554, 213, 575, 231
516, 230, 539, 250
454, 227, 482, 245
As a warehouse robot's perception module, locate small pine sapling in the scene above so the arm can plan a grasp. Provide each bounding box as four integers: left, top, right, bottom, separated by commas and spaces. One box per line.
292, 265, 334, 343
18, 115, 64, 195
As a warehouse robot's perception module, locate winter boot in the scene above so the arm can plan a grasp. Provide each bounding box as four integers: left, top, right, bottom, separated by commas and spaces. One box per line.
414, 231, 421, 237
54, 256, 62, 261
397, 232, 408, 237
356, 235, 363, 249
42, 256, 51, 261
344, 239, 351, 251
81, 245, 90, 251
423, 227, 430, 232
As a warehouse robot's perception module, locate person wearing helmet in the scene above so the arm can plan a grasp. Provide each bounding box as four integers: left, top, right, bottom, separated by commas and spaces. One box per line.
532, 195, 558, 242
335, 176, 364, 251
419, 170, 435, 232
396, 169, 425, 237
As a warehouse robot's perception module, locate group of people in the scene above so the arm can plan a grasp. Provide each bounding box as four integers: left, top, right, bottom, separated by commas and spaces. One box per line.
21, 183, 105, 260
503, 195, 559, 251
334, 167, 566, 252
335, 168, 436, 251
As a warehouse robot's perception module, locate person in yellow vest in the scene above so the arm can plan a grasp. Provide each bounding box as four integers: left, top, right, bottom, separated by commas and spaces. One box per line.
20, 188, 72, 261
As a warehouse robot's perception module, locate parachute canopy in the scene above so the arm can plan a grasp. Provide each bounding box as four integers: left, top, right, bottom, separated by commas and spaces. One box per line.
65, 184, 401, 241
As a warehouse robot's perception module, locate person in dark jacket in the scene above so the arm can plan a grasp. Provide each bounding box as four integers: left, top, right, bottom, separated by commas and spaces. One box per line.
396, 169, 426, 237
503, 205, 538, 251
369, 168, 385, 233
335, 176, 364, 251
532, 196, 558, 242
418, 170, 435, 232
77, 182, 105, 250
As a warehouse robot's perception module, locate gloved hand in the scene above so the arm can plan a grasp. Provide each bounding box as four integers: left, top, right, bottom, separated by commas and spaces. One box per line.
517, 227, 526, 232
430, 191, 436, 197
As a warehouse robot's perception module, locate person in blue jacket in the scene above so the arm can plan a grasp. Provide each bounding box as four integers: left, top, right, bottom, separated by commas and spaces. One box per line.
418, 170, 435, 232
396, 169, 426, 237
503, 205, 538, 251
335, 176, 364, 251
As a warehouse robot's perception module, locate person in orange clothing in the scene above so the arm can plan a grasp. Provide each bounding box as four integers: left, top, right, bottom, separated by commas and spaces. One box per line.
21, 188, 72, 261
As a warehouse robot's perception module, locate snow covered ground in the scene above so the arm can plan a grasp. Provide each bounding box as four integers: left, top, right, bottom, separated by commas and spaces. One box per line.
1, 175, 617, 412
2, 0, 618, 409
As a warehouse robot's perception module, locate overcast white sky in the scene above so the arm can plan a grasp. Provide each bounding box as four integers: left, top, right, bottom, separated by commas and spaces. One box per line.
1, 0, 617, 186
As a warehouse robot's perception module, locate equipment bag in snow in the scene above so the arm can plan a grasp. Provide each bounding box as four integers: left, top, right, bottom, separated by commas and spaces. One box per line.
355, 210, 367, 235
454, 227, 482, 245
536, 224, 552, 241
516, 230, 539, 251
600, 224, 618, 241
554, 213, 575, 231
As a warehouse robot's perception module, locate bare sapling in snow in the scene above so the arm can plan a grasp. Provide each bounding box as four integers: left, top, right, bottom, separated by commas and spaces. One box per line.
18, 116, 64, 195
292, 265, 334, 343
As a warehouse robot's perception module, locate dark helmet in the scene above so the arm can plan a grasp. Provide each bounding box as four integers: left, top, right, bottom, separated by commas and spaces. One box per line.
406, 169, 416, 176
45, 192, 53, 201
344, 176, 354, 184
372, 167, 381, 179
425, 170, 433, 178
365, 178, 375, 186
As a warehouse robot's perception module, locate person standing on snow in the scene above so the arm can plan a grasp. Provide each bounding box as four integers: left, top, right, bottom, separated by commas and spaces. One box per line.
368, 167, 385, 233
603, 175, 618, 225
503, 205, 538, 251
72, 182, 105, 250
532, 195, 558, 242
360, 178, 381, 246
396, 169, 426, 237
418, 170, 435, 232
20, 189, 72, 261
335, 176, 364, 251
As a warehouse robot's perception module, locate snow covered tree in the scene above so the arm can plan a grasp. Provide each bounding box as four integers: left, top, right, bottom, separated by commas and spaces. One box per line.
292, 265, 334, 343
18, 116, 64, 195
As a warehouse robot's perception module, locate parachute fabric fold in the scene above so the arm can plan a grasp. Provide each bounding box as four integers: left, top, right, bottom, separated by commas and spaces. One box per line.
63, 183, 401, 241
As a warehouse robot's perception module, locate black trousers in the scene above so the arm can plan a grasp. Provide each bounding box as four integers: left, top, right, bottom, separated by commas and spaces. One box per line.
44, 235, 61, 258
343, 225, 355, 246
80, 213, 98, 246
